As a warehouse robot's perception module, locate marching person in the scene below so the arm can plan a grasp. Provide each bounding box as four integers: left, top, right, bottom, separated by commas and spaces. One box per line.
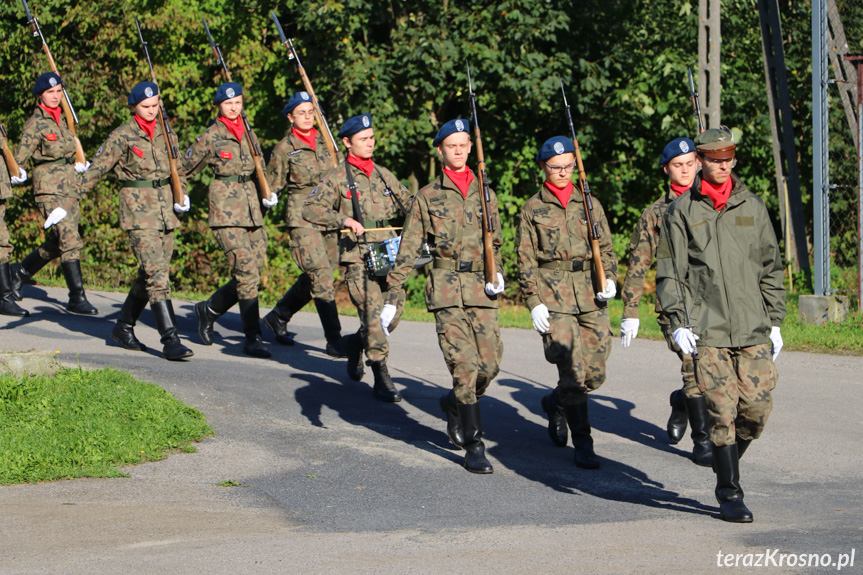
656, 127, 785, 523
183, 82, 276, 359
1, 124, 30, 317
78, 81, 193, 360
303, 113, 414, 402
381, 119, 504, 473
264, 91, 344, 356
516, 136, 617, 469
619, 137, 712, 467
11, 72, 97, 315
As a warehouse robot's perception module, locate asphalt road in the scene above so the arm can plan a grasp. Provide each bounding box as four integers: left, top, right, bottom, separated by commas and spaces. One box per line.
1, 285, 861, 574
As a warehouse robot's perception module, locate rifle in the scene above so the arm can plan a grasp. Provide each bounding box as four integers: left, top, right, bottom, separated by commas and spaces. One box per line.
20, 0, 87, 165
270, 11, 339, 168
202, 19, 272, 202
466, 61, 498, 285
688, 67, 706, 134
0, 124, 21, 178
135, 17, 185, 205
559, 79, 607, 292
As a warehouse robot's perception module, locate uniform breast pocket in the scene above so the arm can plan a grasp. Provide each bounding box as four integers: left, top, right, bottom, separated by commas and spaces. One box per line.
535, 221, 561, 257
40, 134, 63, 157
688, 220, 712, 254
289, 155, 315, 185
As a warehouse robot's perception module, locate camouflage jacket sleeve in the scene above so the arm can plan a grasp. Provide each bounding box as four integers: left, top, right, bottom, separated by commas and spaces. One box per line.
79, 128, 125, 192
621, 199, 660, 319
301, 166, 348, 230
593, 198, 618, 285
13, 114, 43, 167
181, 127, 215, 179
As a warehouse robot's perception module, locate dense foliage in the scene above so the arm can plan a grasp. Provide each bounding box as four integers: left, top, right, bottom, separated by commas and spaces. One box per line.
0, 0, 860, 302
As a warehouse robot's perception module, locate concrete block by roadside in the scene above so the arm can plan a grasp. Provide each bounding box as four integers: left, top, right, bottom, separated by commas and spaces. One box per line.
0, 349, 61, 378
798, 294, 850, 325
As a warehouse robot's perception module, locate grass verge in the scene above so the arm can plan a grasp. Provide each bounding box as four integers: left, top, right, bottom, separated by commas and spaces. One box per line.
0, 366, 213, 485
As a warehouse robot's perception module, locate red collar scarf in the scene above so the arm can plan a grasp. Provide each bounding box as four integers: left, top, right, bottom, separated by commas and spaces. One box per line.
544, 180, 574, 207
443, 167, 474, 198
134, 114, 157, 140
292, 127, 317, 151
700, 177, 733, 211
38, 104, 62, 126
670, 181, 690, 196
218, 116, 246, 142
347, 154, 374, 177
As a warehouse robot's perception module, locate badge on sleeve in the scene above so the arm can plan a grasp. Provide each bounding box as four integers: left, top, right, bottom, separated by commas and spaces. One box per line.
45, 133, 58, 141
185, 148, 193, 159
96, 146, 104, 157
220, 151, 232, 160
132, 145, 144, 158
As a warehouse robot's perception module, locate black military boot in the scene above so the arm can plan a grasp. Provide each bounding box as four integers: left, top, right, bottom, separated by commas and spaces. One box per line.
370, 359, 401, 402
736, 436, 752, 459
263, 275, 311, 345
667, 388, 688, 444
314, 298, 345, 358
239, 297, 271, 359
685, 395, 714, 467
151, 300, 193, 361
458, 402, 493, 474
60, 260, 98, 315
194, 279, 238, 345
713, 443, 753, 523
541, 391, 568, 447
564, 401, 600, 469
345, 331, 365, 381
439, 389, 464, 448
0, 262, 29, 317
10, 249, 52, 301
109, 292, 149, 351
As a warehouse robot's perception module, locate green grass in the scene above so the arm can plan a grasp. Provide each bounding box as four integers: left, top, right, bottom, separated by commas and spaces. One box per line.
0, 367, 213, 485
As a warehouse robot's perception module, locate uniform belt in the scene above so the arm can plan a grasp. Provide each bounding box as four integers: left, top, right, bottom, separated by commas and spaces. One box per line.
215, 173, 255, 183
432, 259, 484, 272
38, 156, 75, 166
120, 177, 171, 189
539, 260, 584, 272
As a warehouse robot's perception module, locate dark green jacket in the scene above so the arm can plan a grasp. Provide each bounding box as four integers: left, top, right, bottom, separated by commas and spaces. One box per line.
656, 173, 786, 348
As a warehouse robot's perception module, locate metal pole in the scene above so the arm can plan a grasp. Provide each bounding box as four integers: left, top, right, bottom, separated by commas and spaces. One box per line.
813, 0, 830, 296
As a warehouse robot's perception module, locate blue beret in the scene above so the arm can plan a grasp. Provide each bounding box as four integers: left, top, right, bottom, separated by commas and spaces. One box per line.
536, 136, 575, 163
128, 81, 159, 106
32, 72, 62, 95
337, 114, 372, 139
283, 91, 313, 116
213, 82, 243, 105
658, 137, 696, 167
433, 118, 470, 147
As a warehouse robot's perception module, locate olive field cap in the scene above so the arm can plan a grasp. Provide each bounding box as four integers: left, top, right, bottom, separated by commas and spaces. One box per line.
536, 136, 575, 163
338, 113, 372, 138
128, 81, 159, 105
433, 118, 470, 147
658, 137, 696, 167
694, 127, 736, 160
283, 91, 312, 116
213, 82, 243, 105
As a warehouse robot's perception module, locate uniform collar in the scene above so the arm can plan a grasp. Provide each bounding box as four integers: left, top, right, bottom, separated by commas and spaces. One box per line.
539, 182, 582, 208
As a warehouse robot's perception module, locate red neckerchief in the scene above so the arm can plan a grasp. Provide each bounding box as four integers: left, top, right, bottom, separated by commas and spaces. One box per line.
443, 166, 474, 199
292, 127, 317, 151
347, 154, 374, 177
670, 181, 690, 196
700, 176, 733, 211
218, 116, 246, 142
134, 114, 157, 140
38, 104, 62, 126
544, 180, 574, 207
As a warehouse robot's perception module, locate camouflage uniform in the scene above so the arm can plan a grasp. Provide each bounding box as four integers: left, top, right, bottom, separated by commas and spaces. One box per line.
516, 185, 618, 407
0, 131, 12, 264
183, 120, 267, 299
302, 160, 413, 363
386, 172, 503, 404
15, 106, 83, 263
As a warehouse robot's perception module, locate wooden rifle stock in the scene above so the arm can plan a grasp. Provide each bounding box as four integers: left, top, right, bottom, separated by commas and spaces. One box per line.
0, 124, 21, 177
572, 139, 607, 292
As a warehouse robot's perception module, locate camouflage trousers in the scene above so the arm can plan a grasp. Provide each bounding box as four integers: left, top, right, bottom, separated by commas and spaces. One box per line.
345, 264, 405, 363
542, 308, 612, 406
660, 322, 699, 398
127, 229, 175, 303
289, 227, 339, 301
35, 196, 83, 263
697, 344, 777, 447
0, 201, 11, 264
435, 306, 503, 405
213, 226, 267, 299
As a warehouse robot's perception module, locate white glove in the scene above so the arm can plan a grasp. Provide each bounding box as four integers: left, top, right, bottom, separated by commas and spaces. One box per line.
769, 326, 783, 361
620, 318, 640, 348
173, 194, 190, 213
595, 278, 617, 301
43, 207, 67, 229
74, 161, 90, 173
380, 304, 397, 337
673, 327, 699, 355
530, 304, 550, 334
484, 272, 505, 296
262, 192, 278, 208
10, 168, 27, 185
